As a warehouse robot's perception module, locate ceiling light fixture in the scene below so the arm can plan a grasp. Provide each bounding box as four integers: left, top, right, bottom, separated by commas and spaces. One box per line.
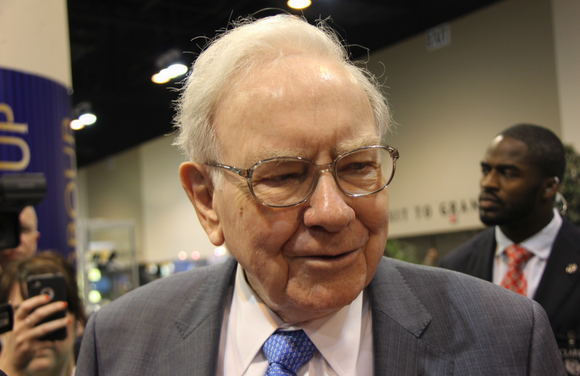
70, 101, 97, 130
152, 63, 188, 84
79, 113, 97, 125
70, 119, 85, 130
152, 49, 189, 84
288, 0, 311, 9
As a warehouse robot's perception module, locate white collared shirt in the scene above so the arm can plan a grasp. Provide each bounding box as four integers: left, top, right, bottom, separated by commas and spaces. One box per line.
217, 264, 374, 376
493, 209, 562, 298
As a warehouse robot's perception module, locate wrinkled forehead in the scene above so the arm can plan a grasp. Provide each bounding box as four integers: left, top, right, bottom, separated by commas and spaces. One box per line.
213, 56, 376, 163
225, 54, 360, 98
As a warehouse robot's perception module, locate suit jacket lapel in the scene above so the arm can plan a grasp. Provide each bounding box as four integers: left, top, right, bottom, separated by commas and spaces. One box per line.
370, 258, 454, 375
534, 220, 580, 319
158, 256, 457, 375
159, 258, 237, 375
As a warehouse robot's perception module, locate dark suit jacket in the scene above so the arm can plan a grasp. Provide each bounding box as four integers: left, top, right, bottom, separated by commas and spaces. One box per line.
440, 219, 580, 350
77, 256, 565, 375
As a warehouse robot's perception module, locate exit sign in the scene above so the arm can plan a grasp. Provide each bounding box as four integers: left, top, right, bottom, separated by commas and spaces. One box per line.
426, 24, 451, 51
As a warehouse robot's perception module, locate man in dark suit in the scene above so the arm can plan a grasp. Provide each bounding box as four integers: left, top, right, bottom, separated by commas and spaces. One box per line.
440, 124, 580, 375
77, 16, 565, 375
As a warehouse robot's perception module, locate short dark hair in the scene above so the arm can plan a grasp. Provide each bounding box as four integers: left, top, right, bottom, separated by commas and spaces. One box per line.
500, 123, 566, 181
0, 251, 87, 326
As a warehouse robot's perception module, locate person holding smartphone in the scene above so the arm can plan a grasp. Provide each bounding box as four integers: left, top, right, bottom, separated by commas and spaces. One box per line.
0, 252, 87, 376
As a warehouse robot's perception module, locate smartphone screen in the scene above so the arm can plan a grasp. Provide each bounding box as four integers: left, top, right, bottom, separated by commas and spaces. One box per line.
26, 273, 67, 341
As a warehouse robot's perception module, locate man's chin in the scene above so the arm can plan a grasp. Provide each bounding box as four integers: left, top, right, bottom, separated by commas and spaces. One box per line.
479, 211, 508, 226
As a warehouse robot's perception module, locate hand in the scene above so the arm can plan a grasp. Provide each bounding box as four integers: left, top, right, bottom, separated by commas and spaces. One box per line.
0, 294, 69, 375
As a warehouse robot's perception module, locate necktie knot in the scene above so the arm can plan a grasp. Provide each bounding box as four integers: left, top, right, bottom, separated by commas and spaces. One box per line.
501, 244, 533, 296
263, 329, 316, 376
505, 244, 533, 266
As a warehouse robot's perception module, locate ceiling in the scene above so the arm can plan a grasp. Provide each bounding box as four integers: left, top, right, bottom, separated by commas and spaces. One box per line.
68, 0, 501, 167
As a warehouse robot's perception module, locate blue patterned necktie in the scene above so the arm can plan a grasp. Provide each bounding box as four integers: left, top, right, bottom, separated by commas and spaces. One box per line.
263, 329, 316, 376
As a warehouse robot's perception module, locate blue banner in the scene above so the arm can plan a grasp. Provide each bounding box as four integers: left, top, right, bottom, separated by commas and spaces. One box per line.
0, 67, 76, 259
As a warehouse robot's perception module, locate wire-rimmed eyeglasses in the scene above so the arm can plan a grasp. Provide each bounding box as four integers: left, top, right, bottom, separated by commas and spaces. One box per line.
206, 145, 399, 208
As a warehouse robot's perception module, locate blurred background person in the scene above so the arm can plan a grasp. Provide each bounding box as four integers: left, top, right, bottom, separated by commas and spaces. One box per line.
440, 124, 580, 374
0, 252, 87, 376
0, 206, 40, 273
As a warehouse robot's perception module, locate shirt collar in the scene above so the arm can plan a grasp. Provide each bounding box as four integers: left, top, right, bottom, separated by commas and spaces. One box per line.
232, 263, 365, 376
495, 208, 562, 259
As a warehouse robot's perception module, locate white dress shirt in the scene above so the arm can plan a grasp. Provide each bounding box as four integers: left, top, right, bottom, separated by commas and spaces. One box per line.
493, 209, 562, 298
217, 264, 374, 376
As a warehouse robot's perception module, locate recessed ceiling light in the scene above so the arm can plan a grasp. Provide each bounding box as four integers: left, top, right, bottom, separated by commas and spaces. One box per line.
288, 0, 311, 10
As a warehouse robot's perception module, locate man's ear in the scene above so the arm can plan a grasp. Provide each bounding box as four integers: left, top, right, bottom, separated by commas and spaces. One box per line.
179, 162, 224, 246
542, 176, 560, 201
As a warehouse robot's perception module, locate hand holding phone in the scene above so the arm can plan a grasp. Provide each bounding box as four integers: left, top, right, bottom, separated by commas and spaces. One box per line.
26, 273, 68, 341
0, 279, 69, 374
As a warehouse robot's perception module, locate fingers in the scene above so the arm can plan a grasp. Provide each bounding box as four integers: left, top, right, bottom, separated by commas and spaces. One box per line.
13, 294, 52, 319
0, 311, 69, 372
11, 296, 68, 343
14, 293, 67, 321
18, 315, 70, 343
20, 300, 68, 326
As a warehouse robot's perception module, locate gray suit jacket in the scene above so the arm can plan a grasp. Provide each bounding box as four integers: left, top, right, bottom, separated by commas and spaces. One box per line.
77, 257, 565, 375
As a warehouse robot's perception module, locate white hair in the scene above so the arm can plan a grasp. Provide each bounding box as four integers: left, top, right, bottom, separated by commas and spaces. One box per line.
174, 14, 391, 166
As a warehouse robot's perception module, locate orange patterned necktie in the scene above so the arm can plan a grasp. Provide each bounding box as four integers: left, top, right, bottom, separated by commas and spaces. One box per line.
500, 244, 533, 296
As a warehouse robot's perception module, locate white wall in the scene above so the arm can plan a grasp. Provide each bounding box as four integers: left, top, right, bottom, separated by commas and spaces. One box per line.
140, 136, 217, 263
81, 148, 145, 259
552, 0, 580, 149
0, 0, 71, 87
76, 135, 220, 263
368, 0, 560, 237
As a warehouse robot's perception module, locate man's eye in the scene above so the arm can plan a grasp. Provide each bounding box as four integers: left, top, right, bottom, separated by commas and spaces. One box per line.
267, 173, 300, 182
254, 168, 309, 187
499, 169, 517, 178
339, 161, 378, 174
344, 162, 367, 171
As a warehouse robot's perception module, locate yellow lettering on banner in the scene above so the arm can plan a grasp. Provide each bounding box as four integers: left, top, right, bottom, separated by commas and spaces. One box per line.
0, 103, 28, 133
63, 146, 76, 178
62, 116, 78, 249
62, 117, 74, 145
67, 222, 77, 247
64, 173, 77, 218
0, 136, 31, 170
0, 103, 30, 171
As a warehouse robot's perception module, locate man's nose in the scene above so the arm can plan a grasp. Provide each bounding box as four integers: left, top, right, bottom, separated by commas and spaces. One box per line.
303, 172, 355, 232
481, 170, 499, 190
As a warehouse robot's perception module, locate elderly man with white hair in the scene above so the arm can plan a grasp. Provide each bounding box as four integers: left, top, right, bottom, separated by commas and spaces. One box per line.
77, 15, 565, 375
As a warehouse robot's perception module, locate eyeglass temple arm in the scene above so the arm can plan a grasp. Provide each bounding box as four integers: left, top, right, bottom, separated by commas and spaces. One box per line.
206, 162, 251, 178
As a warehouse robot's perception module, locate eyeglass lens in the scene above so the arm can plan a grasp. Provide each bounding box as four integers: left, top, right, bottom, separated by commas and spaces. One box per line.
250, 147, 394, 206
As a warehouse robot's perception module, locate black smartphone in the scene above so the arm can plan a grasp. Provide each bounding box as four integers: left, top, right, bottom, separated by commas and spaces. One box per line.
0, 303, 14, 334
26, 273, 67, 341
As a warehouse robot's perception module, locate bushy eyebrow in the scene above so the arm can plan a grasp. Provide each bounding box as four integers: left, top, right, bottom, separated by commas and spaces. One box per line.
252, 147, 306, 161
247, 134, 381, 165
480, 161, 520, 171
334, 135, 381, 155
